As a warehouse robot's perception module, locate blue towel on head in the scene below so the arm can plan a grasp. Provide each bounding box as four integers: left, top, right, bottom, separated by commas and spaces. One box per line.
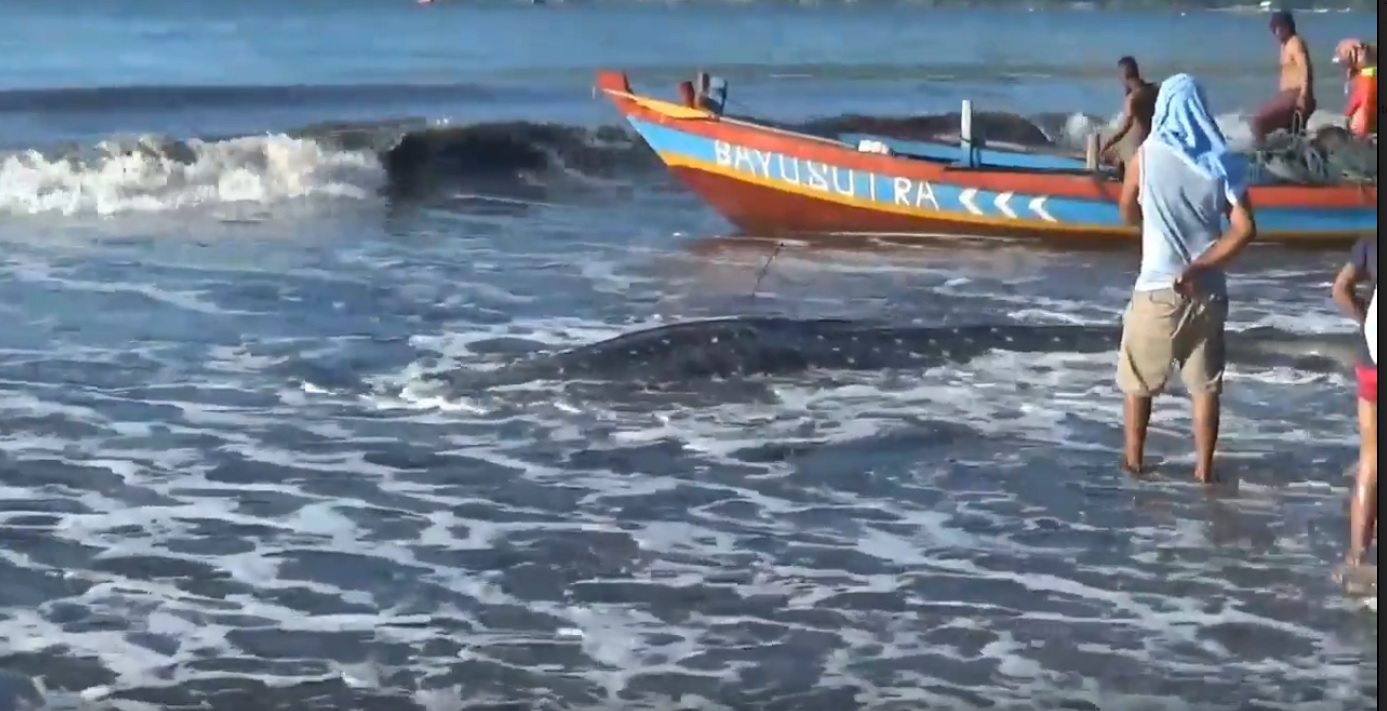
1148, 73, 1249, 200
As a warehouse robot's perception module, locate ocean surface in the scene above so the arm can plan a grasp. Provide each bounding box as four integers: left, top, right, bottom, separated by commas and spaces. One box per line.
0, 1, 1379, 709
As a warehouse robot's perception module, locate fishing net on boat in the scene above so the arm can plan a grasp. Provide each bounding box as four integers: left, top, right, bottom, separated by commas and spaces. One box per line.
1247, 129, 1377, 185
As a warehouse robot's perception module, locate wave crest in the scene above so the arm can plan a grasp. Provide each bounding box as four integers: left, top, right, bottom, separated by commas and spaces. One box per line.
0, 108, 1366, 217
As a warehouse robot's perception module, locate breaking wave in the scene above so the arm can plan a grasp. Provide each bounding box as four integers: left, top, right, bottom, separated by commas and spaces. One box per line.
0, 101, 1366, 216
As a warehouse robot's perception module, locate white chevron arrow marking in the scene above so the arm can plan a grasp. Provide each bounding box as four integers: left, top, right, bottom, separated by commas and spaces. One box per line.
959, 188, 982, 215
994, 191, 1016, 219
1028, 196, 1057, 222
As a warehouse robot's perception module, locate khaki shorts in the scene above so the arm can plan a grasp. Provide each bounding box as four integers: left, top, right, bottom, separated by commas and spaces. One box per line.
1116, 288, 1228, 396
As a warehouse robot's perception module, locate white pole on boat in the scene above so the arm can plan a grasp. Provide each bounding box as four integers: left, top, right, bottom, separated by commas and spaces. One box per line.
1085, 132, 1100, 172
960, 100, 974, 167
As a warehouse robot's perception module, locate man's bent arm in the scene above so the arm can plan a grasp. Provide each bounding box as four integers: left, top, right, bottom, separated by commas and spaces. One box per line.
1332, 261, 1369, 324
1101, 96, 1136, 153
1190, 192, 1256, 270
1345, 82, 1365, 119
1345, 93, 1363, 117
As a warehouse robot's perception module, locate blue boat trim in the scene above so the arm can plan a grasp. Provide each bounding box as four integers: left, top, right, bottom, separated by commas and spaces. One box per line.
627, 117, 1375, 234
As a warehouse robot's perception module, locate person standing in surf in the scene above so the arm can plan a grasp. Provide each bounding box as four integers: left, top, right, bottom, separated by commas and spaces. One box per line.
1252, 11, 1316, 144
1332, 237, 1377, 573
1099, 56, 1157, 175
1115, 74, 1256, 484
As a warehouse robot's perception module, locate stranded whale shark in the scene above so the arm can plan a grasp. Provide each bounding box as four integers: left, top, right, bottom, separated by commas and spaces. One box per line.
427, 317, 1359, 391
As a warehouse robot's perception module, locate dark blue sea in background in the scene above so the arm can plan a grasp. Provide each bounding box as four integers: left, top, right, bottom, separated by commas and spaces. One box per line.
0, 1, 1377, 709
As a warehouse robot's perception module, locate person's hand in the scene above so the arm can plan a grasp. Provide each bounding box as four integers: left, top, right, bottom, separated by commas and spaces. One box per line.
1174, 265, 1203, 298
1294, 93, 1309, 113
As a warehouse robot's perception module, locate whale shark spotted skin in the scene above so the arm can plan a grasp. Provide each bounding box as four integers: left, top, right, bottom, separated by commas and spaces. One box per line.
427, 317, 1359, 392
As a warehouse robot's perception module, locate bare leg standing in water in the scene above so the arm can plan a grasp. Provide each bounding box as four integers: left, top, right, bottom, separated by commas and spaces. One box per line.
1347, 386, 1376, 568
1341, 302, 1376, 589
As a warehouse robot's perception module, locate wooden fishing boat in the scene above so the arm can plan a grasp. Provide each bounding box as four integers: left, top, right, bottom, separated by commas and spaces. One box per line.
595, 71, 1376, 245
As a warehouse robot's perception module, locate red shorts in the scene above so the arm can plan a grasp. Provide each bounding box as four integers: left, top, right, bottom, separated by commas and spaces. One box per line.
1356, 364, 1377, 403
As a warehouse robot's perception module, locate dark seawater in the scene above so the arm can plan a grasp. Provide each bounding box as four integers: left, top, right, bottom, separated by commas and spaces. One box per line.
0, 2, 1377, 710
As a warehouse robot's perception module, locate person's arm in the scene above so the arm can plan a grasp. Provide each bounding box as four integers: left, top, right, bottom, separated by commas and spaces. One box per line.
1332, 240, 1371, 323
1345, 85, 1363, 117
1332, 262, 1369, 324
1344, 78, 1366, 121
1187, 189, 1256, 271
1118, 148, 1141, 225
1100, 94, 1136, 154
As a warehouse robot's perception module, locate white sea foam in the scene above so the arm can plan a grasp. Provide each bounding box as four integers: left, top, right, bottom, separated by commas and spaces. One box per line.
0, 212, 1373, 711
0, 134, 380, 216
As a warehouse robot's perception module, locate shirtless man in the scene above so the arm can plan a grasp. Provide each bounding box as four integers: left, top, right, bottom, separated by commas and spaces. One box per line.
1100, 56, 1158, 173
1253, 11, 1315, 143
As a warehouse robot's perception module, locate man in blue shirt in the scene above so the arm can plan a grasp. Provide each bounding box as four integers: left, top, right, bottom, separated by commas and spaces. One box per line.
1115, 75, 1257, 484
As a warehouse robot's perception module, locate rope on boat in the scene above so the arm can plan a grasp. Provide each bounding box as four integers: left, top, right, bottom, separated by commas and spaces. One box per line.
1249, 132, 1378, 186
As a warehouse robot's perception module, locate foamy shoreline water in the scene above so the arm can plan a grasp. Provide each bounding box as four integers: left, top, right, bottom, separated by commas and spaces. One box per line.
0, 3, 1376, 710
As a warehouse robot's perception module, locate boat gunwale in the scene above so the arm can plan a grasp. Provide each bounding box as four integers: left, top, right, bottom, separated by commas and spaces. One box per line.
597, 71, 1376, 207
594, 69, 1375, 242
